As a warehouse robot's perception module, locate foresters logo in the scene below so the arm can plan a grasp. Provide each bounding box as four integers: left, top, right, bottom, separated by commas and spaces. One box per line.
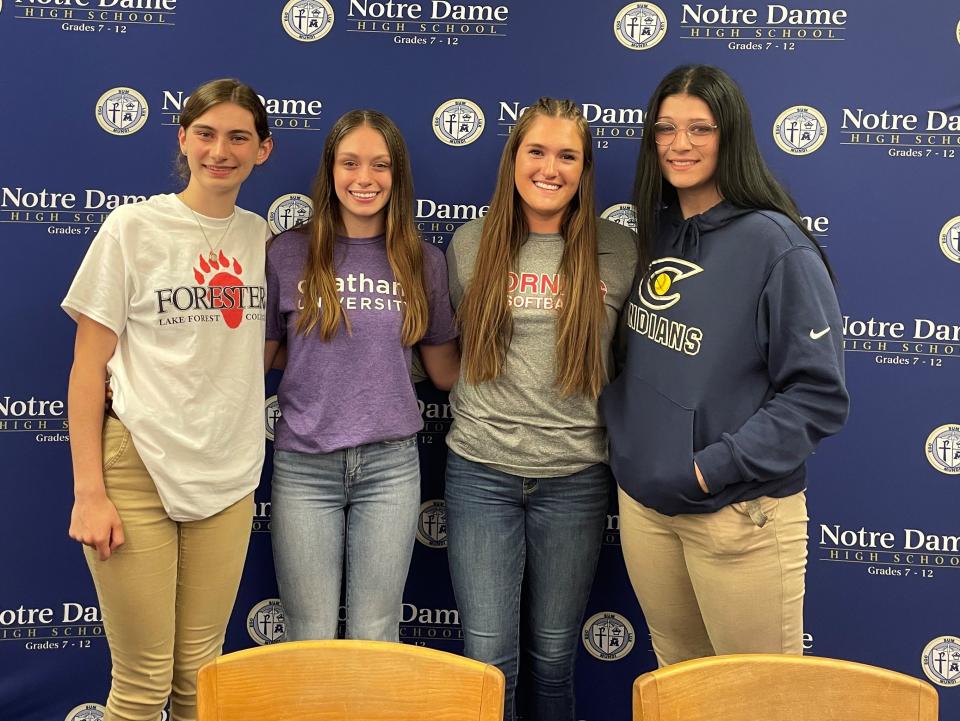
840, 107, 960, 159
155, 252, 266, 329
677, 3, 847, 51
614, 3, 667, 50
95, 87, 148, 135
773, 106, 827, 155
345, 0, 510, 43
162, 89, 323, 132
282, 0, 335, 41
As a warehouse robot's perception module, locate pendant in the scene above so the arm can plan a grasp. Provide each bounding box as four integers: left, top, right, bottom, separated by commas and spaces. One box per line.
208, 250, 218, 263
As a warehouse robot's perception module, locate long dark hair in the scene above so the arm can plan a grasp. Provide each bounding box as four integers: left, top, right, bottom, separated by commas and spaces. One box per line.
633, 64, 834, 280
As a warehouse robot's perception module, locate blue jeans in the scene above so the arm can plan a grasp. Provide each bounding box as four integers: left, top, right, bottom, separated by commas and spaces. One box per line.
444, 450, 610, 721
271, 437, 420, 641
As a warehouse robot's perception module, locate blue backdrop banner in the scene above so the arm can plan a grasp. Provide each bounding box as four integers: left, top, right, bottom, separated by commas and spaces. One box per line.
1, 2, 959, 720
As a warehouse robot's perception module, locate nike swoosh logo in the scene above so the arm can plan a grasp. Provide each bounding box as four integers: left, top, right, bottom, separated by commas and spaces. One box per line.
809, 327, 831, 340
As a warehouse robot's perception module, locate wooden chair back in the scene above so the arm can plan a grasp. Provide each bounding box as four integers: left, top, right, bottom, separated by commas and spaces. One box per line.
197, 639, 505, 721
633, 653, 938, 721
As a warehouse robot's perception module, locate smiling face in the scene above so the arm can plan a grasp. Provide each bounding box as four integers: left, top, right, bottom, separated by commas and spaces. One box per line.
178, 101, 271, 208
656, 93, 722, 218
332, 124, 393, 237
513, 115, 585, 234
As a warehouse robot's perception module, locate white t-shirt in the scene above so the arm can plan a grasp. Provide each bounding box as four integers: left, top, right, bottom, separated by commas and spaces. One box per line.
62, 193, 269, 521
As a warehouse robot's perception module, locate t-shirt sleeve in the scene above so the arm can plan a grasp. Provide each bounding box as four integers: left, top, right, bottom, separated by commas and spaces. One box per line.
420, 244, 458, 346
61, 222, 129, 336
445, 235, 465, 309
265, 243, 286, 343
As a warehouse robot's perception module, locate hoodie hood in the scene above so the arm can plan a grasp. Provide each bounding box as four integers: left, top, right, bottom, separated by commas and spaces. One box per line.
661, 201, 755, 262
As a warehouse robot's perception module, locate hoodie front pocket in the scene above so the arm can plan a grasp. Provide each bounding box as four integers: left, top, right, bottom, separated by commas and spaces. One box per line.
606, 373, 700, 506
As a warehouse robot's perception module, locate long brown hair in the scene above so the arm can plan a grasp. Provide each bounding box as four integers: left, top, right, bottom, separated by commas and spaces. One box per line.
458, 97, 606, 398
296, 110, 428, 345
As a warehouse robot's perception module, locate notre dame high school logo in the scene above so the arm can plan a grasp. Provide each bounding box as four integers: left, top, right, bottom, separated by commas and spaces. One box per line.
582, 612, 636, 661
773, 106, 828, 155
922, 636, 960, 687
247, 599, 287, 645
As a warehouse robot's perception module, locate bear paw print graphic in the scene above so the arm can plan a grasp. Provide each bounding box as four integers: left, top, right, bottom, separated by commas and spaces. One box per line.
194, 251, 244, 328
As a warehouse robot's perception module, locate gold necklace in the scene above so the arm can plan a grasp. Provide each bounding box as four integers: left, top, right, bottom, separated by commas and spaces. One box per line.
185, 205, 236, 263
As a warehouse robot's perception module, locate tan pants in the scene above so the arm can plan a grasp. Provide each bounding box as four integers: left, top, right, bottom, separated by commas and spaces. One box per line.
618, 487, 808, 667
84, 417, 253, 721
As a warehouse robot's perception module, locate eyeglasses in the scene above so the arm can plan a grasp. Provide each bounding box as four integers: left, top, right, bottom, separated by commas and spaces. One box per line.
651, 121, 718, 146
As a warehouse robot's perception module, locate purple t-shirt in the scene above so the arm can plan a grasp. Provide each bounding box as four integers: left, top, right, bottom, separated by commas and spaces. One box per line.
266, 230, 457, 453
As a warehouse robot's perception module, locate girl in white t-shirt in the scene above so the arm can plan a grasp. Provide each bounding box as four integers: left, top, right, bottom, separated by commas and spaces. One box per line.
62, 79, 273, 721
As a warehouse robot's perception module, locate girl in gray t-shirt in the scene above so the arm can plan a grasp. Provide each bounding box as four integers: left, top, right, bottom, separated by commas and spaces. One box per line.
444, 97, 637, 721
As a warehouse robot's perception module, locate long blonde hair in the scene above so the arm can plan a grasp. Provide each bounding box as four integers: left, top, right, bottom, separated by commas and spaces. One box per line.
296, 110, 428, 345
457, 97, 606, 398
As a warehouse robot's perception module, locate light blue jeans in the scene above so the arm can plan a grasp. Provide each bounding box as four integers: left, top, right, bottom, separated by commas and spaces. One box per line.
270, 437, 420, 641
444, 450, 610, 721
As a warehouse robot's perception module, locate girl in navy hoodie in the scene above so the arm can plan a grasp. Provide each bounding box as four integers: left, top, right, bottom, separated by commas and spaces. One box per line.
601, 65, 849, 666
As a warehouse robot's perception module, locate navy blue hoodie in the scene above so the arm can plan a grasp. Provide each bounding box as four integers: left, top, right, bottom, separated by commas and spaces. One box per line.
600, 201, 849, 516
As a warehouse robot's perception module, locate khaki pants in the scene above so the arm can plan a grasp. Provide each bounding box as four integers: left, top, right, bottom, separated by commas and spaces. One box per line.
618, 487, 808, 667
84, 417, 253, 721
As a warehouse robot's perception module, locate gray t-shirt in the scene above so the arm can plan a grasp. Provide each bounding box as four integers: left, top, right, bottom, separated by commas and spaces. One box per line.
446, 217, 638, 477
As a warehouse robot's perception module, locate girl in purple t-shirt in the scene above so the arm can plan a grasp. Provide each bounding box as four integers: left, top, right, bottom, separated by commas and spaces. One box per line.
264, 110, 459, 641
